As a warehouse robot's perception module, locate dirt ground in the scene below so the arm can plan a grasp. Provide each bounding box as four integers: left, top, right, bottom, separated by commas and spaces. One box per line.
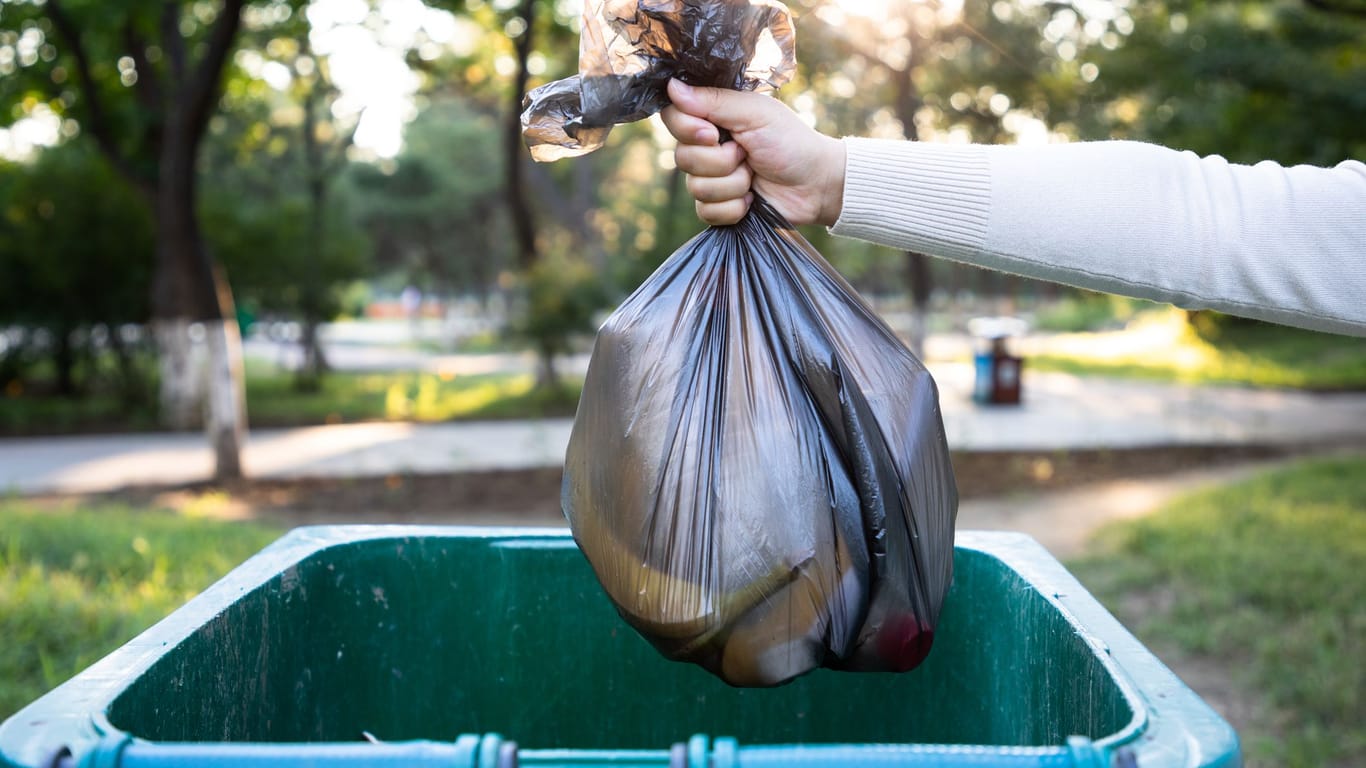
33, 443, 1293, 529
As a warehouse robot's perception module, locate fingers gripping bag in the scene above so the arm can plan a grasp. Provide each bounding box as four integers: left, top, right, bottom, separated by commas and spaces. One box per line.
522, 0, 958, 687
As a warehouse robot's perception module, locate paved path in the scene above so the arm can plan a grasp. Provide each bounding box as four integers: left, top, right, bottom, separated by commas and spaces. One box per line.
935, 364, 1366, 450
0, 421, 575, 495
3, 361, 1364, 495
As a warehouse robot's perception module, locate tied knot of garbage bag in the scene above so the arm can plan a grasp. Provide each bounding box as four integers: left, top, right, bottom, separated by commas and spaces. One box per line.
522, 0, 796, 162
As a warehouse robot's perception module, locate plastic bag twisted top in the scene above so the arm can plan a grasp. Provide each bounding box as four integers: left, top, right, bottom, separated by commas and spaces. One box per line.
522, 0, 796, 162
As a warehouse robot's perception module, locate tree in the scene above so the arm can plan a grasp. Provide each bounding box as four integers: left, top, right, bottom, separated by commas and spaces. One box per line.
206, 15, 365, 389
346, 99, 507, 306
798, 4, 947, 355
0, 143, 154, 399
778, 1, 1136, 313
0, 0, 298, 479
1075, 0, 1365, 330
1085, 0, 1366, 165
416, 0, 605, 386
515, 251, 607, 389
199, 189, 367, 386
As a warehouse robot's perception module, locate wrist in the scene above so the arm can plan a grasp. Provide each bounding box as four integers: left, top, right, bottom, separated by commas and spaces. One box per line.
817, 135, 847, 228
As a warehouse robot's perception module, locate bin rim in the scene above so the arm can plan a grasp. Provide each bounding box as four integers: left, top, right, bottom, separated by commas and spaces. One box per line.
0, 527, 1239, 768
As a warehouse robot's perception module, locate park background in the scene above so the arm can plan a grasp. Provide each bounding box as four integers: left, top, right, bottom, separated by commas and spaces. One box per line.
1, 0, 1363, 765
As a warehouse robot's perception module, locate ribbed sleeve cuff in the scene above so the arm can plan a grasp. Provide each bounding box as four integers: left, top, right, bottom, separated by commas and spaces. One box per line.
830, 138, 992, 259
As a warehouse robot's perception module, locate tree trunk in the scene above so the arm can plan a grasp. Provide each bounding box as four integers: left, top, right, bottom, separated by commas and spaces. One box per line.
572, 154, 602, 269
469, 200, 498, 313
505, 0, 538, 271
506, 0, 556, 387
297, 68, 329, 392
53, 323, 76, 397
204, 314, 246, 480
0, 328, 29, 389
43, 0, 248, 479
297, 317, 328, 392
152, 127, 246, 480
904, 251, 931, 359
1001, 273, 1019, 315
535, 340, 559, 392
106, 323, 148, 408
153, 318, 200, 428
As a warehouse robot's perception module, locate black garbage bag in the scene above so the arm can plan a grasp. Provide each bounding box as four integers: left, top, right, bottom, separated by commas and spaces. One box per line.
524, 0, 958, 687
563, 201, 959, 686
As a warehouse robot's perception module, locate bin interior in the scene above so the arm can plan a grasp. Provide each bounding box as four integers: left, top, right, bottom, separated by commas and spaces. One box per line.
106, 534, 1134, 750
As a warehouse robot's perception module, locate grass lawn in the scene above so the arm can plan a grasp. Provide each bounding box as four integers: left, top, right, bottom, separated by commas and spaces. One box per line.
1069, 454, 1366, 767
0, 369, 583, 436
0, 502, 280, 720
244, 369, 582, 426
1027, 309, 1366, 390
3, 458, 1360, 766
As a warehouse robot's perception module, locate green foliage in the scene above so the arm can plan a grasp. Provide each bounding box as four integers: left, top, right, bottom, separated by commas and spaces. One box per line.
0, 502, 279, 720
777, 0, 1124, 305
199, 11, 370, 327
202, 188, 368, 322
0, 143, 152, 327
345, 99, 507, 297
0, 384, 158, 436
1029, 310, 1366, 389
1070, 455, 1366, 766
413, 0, 580, 108
1185, 309, 1273, 340
0, 1, 309, 176
0, 142, 154, 395
1031, 292, 1158, 333
513, 251, 608, 385
789, 0, 1102, 143
1, 1, 152, 163
1088, 0, 1366, 164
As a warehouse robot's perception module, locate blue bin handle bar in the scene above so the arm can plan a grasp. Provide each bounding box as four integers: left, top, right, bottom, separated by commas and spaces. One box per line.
68, 732, 1117, 768
69, 734, 502, 768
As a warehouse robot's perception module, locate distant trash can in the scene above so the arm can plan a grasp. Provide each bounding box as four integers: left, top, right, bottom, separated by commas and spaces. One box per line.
970, 316, 1028, 405
0, 527, 1240, 768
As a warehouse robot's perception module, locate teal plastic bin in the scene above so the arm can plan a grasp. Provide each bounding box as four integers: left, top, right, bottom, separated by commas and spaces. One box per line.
0, 527, 1239, 768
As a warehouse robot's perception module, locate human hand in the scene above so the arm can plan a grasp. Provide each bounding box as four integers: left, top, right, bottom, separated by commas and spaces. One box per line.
661, 79, 846, 227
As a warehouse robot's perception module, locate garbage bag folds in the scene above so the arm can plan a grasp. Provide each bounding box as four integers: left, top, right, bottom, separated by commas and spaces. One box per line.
524, 0, 958, 687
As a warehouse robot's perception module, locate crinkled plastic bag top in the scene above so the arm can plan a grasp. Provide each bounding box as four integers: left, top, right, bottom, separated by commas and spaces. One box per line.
522, 0, 796, 161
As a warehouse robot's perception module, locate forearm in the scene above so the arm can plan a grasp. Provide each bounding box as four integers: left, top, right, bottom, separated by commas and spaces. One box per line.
830, 138, 1366, 336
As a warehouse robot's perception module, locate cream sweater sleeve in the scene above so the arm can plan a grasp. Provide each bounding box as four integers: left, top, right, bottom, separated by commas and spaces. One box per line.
830, 138, 1366, 337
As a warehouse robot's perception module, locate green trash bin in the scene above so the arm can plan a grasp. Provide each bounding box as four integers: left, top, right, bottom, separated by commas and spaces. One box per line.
0, 527, 1239, 768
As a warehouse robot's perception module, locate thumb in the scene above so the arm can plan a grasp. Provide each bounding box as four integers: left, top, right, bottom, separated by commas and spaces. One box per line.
667, 79, 779, 134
